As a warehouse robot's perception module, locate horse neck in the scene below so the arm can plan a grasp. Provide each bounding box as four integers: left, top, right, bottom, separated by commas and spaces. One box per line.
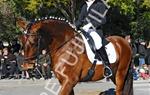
40, 21, 75, 67
43, 22, 74, 53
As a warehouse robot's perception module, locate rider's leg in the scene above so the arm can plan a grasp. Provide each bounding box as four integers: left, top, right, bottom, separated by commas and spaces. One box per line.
86, 28, 112, 77
94, 29, 112, 77
96, 46, 112, 77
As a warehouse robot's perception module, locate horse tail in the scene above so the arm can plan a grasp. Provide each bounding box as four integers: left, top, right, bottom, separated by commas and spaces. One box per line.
122, 61, 134, 95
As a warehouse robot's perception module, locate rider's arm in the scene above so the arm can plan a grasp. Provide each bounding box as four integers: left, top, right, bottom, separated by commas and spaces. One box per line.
89, 2, 106, 29
75, 4, 87, 29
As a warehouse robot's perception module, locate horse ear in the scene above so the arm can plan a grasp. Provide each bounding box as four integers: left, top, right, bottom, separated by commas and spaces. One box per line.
16, 17, 29, 31
32, 23, 42, 33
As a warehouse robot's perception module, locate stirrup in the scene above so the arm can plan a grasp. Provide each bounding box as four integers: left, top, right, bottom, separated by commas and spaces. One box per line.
103, 66, 112, 78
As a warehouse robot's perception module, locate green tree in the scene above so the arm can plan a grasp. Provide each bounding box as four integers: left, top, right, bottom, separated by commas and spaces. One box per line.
0, 0, 19, 41
106, 0, 150, 40
16, 0, 76, 22
142, 0, 150, 8
130, 0, 150, 40
108, 0, 136, 15
0, 0, 150, 41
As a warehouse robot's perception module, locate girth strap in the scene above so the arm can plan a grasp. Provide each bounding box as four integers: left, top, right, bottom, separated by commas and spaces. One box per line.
81, 59, 97, 82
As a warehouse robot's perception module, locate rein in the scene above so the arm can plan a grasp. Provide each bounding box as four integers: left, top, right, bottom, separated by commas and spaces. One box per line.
23, 32, 41, 62
22, 20, 83, 62
24, 30, 82, 61
51, 30, 83, 56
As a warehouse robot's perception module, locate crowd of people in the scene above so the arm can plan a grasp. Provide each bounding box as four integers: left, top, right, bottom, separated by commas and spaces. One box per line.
125, 35, 150, 80
0, 40, 52, 80
0, 35, 150, 80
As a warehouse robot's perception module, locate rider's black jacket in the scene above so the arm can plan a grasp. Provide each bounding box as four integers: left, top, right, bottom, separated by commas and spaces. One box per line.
75, 0, 107, 30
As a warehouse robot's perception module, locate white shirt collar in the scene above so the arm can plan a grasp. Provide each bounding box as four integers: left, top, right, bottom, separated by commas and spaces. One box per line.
86, 0, 95, 11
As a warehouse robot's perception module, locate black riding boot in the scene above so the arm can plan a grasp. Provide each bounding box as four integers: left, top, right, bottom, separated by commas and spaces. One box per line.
96, 46, 112, 78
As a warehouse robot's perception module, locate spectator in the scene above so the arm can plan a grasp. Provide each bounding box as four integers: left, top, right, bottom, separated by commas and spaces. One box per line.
125, 34, 137, 58
145, 41, 150, 75
16, 50, 29, 79
0, 41, 4, 50
125, 34, 131, 43
133, 65, 139, 80
139, 64, 149, 80
10, 39, 21, 54
137, 39, 146, 69
0, 49, 4, 78
38, 49, 51, 79
0, 49, 4, 63
2, 48, 17, 79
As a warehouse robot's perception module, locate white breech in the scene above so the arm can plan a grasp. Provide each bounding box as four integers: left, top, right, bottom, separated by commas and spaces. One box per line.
88, 29, 102, 49
82, 23, 102, 50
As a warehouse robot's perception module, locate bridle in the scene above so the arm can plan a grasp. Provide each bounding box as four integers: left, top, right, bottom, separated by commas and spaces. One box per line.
22, 28, 41, 63
22, 22, 83, 63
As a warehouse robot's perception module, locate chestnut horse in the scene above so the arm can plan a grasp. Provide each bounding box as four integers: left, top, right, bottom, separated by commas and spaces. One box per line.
17, 17, 133, 95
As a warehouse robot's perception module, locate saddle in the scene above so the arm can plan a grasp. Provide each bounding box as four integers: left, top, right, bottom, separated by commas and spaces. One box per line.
79, 30, 117, 65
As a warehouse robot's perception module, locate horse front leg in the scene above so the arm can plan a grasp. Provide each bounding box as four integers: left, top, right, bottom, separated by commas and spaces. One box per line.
59, 81, 75, 95
70, 89, 75, 95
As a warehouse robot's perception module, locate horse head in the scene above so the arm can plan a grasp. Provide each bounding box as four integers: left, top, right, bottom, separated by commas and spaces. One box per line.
17, 17, 75, 69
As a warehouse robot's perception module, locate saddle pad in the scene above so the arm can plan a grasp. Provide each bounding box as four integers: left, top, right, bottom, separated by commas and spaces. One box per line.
80, 33, 117, 65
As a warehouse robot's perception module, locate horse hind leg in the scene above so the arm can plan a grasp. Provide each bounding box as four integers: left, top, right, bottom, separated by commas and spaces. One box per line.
116, 65, 133, 95
122, 62, 133, 95
115, 60, 133, 95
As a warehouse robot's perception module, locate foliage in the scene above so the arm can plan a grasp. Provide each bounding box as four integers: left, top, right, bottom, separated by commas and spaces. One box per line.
0, 0, 19, 41
139, 12, 150, 40
108, 0, 136, 15
0, 0, 150, 41
15, 0, 74, 21
142, 0, 150, 9
139, 12, 150, 30
106, 0, 150, 40
130, 0, 150, 40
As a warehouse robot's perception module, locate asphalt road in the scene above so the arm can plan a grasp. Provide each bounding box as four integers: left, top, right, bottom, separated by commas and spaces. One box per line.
0, 78, 149, 95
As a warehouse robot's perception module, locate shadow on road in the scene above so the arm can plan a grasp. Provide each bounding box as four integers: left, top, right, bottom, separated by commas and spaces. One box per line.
99, 88, 115, 95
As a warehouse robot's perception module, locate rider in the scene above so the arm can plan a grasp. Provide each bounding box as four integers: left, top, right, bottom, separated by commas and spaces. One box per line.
75, 0, 112, 77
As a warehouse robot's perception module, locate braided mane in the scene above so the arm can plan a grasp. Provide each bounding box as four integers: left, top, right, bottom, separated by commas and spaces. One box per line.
26, 16, 74, 31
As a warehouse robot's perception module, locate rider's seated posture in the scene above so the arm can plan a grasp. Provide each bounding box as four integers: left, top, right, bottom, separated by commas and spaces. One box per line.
75, 0, 112, 77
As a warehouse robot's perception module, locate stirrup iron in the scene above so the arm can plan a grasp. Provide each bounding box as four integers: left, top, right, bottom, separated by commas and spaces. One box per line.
103, 66, 112, 78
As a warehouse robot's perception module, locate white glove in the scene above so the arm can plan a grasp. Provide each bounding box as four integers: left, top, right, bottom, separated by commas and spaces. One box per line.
69, 23, 76, 30
82, 23, 93, 32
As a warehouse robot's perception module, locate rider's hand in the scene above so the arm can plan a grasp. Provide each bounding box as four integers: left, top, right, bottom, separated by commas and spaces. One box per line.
69, 23, 77, 30
43, 63, 48, 67
82, 23, 93, 32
